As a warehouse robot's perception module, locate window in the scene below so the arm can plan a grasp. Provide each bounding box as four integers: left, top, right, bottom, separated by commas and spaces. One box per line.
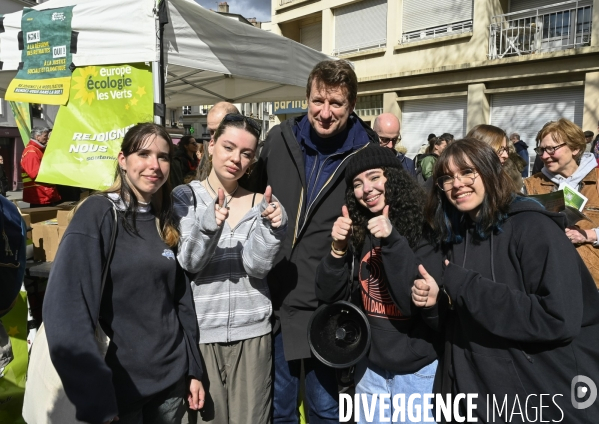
334, 0, 387, 56
182, 106, 192, 115
31, 104, 43, 119
355, 95, 383, 117
300, 22, 322, 52
542, 6, 592, 43
402, 0, 473, 43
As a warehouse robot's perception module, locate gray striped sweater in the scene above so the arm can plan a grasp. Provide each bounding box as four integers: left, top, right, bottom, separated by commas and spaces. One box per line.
172, 181, 288, 343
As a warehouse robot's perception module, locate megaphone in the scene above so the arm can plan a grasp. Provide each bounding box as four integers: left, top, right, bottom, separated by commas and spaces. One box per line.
308, 301, 371, 369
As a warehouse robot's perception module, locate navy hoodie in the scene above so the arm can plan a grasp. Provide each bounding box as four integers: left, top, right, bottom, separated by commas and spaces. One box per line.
43, 196, 202, 423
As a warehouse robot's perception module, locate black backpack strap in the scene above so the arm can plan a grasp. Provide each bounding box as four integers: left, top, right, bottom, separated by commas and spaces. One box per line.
187, 184, 197, 211
100, 205, 118, 301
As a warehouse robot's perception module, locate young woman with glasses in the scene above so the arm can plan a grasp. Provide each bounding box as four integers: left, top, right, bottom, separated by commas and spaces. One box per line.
523, 118, 599, 289
411, 138, 599, 423
315, 145, 442, 423
172, 113, 287, 423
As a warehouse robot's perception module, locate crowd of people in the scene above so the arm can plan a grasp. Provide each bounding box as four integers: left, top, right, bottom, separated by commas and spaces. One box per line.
23, 58, 599, 424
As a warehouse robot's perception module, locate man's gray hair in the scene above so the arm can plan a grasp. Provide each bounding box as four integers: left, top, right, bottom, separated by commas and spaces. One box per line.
509, 132, 520, 141
30, 127, 50, 139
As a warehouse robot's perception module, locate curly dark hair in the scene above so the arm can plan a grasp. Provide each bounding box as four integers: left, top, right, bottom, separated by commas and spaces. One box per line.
346, 166, 426, 253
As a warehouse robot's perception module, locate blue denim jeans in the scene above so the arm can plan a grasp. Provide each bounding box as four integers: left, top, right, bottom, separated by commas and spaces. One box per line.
354, 358, 437, 424
272, 331, 339, 424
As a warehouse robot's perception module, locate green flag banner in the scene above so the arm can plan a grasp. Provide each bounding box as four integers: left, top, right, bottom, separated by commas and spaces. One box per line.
36, 63, 154, 190
5, 7, 75, 105
8, 102, 31, 146
0, 292, 28, 424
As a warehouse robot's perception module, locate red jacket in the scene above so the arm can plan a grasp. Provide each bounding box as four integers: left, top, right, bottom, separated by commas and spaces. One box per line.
20, 140, 61, 205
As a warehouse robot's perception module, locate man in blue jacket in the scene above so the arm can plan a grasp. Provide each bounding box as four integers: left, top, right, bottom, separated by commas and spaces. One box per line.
247, 60, 377, 423
373, 113, 416, 177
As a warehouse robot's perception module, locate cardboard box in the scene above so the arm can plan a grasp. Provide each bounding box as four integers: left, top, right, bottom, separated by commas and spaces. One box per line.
43, 225, 67, 262
19, 207, 59, 224
23, 204, 75, 262
31, 222, 47, 261
56, 201, 77, 227
31, 222, 67, 262
21, 213, 31, 229
21, 213, 32, 239
57, 201, 79, 209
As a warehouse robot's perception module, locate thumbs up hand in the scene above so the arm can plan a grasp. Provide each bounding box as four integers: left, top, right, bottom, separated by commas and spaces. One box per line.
261, 186, 283, 228
366, 205, 392, 239
214, 188, 229, 227
331, 205, 353, 253
411, 264, 440, 308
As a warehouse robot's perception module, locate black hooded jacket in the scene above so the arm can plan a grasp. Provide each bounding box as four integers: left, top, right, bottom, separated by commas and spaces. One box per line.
422, 198, 599, 423
170, 148, 198, 189
315, 228, 444, 374
244, 114, 378, 360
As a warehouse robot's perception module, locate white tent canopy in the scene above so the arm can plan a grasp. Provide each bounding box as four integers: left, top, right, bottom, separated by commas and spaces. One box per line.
0, 0, 331, 105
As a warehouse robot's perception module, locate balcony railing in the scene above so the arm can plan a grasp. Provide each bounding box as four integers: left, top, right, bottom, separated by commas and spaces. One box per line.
488, 0, 592, 59
355, 107, 383, 117
401, 20, 473, 44
332, 39, 386, 56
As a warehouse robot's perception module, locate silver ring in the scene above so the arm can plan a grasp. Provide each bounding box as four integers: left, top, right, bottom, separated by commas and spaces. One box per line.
270, 203, 277, 210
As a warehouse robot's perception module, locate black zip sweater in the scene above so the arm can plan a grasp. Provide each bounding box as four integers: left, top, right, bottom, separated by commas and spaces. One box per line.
422, 198, 599, 423
43, 196, 203, 424
245, 113, 378, 360
315, 228, 443, 374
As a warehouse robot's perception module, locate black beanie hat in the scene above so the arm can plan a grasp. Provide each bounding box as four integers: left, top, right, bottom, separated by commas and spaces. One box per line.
345, 144, 401, 186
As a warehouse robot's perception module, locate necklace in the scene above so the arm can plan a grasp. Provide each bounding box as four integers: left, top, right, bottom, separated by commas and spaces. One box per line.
205, 178, 239, 207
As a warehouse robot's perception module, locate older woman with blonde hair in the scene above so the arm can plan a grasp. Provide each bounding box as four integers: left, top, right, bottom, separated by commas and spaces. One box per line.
524, 118, 599, 288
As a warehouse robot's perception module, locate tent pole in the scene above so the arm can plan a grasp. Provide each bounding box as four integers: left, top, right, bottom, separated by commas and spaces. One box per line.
153, 0, 168, 126
152, 61, 162, 125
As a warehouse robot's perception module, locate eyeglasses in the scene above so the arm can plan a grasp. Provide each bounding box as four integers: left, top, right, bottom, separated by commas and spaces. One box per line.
378, 134, 401, 146
222, 113, 262, 135
496, 146, 508, 156
437, 168, 478, 191
533, 143, 567, 156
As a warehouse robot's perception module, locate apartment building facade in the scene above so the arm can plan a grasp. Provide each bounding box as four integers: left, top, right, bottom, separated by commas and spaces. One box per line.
271, 0, 599, 155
